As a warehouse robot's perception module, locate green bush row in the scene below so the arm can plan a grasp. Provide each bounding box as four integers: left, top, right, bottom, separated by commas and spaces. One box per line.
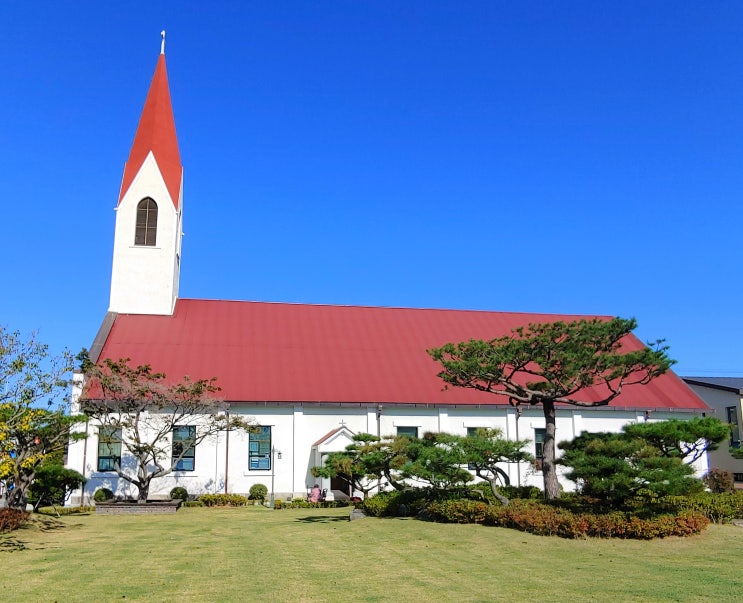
198, 493, 248, 507
362, 489, 432, 517
0, 509, 29, 533
277, 499, 350, 509
660, 492, 743, 523
362, 486, 503, 518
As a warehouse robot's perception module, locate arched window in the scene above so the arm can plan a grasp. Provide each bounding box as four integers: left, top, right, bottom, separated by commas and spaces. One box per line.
135, 198, 158, 246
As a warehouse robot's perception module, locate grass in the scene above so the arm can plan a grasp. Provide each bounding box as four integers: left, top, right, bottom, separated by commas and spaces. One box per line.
1, 506, 742, 602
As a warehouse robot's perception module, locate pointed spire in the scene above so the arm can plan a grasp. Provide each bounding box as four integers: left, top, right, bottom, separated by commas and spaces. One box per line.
118, 37, 182, 208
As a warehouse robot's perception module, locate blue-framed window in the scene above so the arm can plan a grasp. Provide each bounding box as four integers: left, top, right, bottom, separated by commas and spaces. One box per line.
172, 425, 196, 471
249, 426, 272, 470
97, 427, 122, 472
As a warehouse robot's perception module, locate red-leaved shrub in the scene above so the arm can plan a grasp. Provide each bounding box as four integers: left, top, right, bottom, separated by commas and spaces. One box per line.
0, 509, 30, 533
422, 498, 709, 539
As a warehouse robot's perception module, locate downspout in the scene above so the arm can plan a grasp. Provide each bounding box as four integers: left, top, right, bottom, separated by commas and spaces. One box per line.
224, 410, 230, 494
376, 404, 382, 494
80, 417, 89, 506
514, 407, 522, 488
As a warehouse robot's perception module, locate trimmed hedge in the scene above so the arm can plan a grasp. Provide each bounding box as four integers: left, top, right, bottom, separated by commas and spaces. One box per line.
425, 499, 489, 524
661, 492, 743, 523
249, 484, 268, 501
0, 509, 30, 533
362, 488, 456, 517
424, 498, 709, 539
198, 494, 248, 507
280, 499, 350, 509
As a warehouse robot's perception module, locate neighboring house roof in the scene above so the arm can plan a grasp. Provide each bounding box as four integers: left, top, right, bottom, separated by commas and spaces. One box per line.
683, 376, 743, 394
91, 298, 707, 410
118, 53, 182, 208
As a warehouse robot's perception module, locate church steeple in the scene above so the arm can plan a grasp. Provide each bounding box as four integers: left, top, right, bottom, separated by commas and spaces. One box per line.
109, 34, 183, 316
118, 37, 182, 209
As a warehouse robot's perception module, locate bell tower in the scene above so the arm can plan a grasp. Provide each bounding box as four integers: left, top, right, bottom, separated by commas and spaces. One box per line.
109, 32, 183, 315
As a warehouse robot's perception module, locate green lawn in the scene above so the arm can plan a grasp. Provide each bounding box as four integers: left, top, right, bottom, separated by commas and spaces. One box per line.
1, 506, 741, 602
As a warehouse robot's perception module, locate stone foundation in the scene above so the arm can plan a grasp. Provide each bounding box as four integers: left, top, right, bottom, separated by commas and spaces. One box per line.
94, 500, 182, 514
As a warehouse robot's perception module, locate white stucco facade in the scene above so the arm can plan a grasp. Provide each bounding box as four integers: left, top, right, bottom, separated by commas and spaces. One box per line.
66, 403, 706, 505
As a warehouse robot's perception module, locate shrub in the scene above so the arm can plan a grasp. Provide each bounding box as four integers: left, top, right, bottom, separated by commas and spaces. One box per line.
362, 489, 432, 517
480, 500, 709, 539
703, 469, 736, 494
93, 488, 114, 503
426, 500, 490, 524
28, 464, 87, 507
284, 499, 350, 509
183, 500, 204, 508
498, 485, 544, 501
169, 487, 189, 501
0, 509, 29, 533
248, 484, 268, 501
198, 493, 247, 507
661, 492, 743, 523
273, 500, 283, 509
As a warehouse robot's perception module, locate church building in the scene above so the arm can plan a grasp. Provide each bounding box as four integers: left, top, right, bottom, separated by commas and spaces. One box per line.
66, 42, 709, 504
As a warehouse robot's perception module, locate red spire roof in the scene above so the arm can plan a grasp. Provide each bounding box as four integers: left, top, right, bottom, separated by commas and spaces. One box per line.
118, 54, 182, 208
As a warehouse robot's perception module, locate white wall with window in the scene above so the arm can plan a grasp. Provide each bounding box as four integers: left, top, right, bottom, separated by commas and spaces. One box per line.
67, 400, 711, 505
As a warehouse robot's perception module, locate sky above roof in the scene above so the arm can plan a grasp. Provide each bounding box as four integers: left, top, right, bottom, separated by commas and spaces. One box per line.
1, 2, 741, 377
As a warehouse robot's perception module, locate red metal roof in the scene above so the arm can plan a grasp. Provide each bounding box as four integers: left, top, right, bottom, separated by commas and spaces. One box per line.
95, 299, 708, 410
118, 54, 182, 208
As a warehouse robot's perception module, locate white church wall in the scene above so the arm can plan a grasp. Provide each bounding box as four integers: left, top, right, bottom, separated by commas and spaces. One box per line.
67, 403, 710, 505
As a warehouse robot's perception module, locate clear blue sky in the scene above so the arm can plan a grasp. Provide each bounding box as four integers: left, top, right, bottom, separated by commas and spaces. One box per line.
1, 2, 741, 376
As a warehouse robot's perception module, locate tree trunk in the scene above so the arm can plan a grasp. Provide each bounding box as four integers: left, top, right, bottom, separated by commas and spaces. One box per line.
6, 474, 33, 510
542, 399, 560, 500
137, 483, 149, 503
487, 477, 510, 506
136, 459, 151, 503
7, 486, 28, 510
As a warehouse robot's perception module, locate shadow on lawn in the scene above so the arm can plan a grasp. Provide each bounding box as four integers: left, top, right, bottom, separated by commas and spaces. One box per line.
0, 536, 28, 552
294, 514, 349, 523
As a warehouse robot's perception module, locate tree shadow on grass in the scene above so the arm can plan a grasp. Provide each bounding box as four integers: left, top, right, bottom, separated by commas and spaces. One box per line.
294, 515, 349, 523
0, 536, 28, 552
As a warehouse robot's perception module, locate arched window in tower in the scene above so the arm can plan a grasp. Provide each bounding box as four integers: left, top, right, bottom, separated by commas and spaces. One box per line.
135, 198, 158, 246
